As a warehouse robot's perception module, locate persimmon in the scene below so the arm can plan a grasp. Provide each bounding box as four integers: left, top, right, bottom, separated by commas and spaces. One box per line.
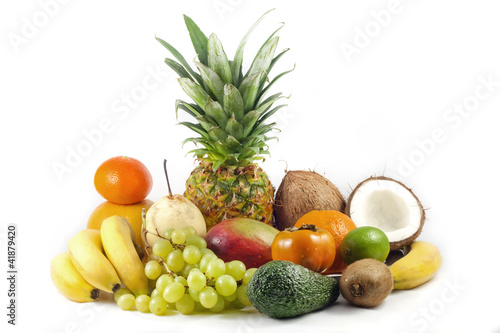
271, 224, 336, 273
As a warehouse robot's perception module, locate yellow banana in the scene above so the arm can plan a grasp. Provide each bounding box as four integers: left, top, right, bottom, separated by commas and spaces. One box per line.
51, 252, 100, 303
390, 241, 442, 290
100, 215, 149, 296
68, 229, 121, 294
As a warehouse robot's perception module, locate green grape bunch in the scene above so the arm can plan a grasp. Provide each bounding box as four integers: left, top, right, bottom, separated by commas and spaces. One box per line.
114, 226, 256, 316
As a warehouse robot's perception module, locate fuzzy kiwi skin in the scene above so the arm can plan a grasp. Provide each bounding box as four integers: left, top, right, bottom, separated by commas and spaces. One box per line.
340, 259, 393, 308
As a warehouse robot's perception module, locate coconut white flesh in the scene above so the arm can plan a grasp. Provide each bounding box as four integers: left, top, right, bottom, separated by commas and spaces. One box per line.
348, 179, 422, 243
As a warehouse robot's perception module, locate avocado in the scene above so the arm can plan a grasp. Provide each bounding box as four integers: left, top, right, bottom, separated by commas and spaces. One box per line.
246, 260, 339, 319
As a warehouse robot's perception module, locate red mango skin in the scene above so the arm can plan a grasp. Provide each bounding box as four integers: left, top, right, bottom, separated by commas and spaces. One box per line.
205, 218, 279, 268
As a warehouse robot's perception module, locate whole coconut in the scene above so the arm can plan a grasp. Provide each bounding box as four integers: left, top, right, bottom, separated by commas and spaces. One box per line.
274, 170, 345, 230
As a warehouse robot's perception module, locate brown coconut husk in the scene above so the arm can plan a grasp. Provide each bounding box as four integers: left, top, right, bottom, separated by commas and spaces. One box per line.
273, 170, 346, 230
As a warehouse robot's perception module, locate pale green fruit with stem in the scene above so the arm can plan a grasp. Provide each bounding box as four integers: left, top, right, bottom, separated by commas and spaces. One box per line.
144, 160, 206, 247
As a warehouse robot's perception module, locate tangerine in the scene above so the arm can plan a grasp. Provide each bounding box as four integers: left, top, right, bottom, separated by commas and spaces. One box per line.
94, 156, 153, 205
87, 199, 154, 248
295, 210, 356, 273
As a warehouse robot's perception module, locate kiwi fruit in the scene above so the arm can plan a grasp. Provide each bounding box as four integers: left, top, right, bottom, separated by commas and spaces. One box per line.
339, 258, 393, 308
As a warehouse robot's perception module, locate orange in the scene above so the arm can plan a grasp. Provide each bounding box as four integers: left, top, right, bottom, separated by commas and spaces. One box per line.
87, 199, 154, 248
295, 210, 356, 273
94, 156, 153, 205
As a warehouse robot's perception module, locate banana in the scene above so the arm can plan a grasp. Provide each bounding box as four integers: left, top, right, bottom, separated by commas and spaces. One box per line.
390, 241, 442, 290
51, 252, 100, 302
68, 229, 121, 294
100, 215, 149, 296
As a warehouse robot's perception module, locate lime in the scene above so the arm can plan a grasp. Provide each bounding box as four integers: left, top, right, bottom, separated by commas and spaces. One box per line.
340, 226, 390, 264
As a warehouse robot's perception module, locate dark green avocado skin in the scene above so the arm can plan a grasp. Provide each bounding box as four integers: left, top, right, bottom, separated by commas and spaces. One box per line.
246, 260, 340, 319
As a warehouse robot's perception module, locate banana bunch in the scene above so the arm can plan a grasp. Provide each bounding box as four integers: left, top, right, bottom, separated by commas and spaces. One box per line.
50, 252, 100, 303
100, 215, 149, 296
390, 241, 442, 289
51, 216, 148, 302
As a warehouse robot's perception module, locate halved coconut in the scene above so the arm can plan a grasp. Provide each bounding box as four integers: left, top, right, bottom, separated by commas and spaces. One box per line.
346, 176, 425, 251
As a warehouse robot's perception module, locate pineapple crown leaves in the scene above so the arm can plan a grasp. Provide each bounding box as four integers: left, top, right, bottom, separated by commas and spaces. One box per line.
157, 9, 293, 171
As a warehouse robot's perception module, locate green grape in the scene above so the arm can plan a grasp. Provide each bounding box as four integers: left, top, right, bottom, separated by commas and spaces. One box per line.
171, 229, 187, 244
150, 288, 161, 298
188, 287, 200, 302
226, 260, 246, 281
174, 276, 187, 286
182, 226, 198, 238
183, 245, 202, 264
224, 292, 238, 302
186, 235, 207, 249
231, 298, 246, 309
242, 268, 258, 285
144, 260, 162, 280
160, 263, 169, 275
152, 239, 173, 258
135, 294, 151, 313
187, 270, 206, 292
162, 282, 185, 303
236, 284, 252, 306
148, 277, 157, 291
215, 275, 237, 297
175, 294, 195, 315
207, 278, 216, 287
163, 228, 175, 239
206, 258, 226, 279
194, 301, 207, 312
114, 287, 132, 302
156, 274, 174, 293
209, 293, 225, 313
149, 296, 168, 316
199, 253, 217, 273
166, 249, 185, 272
199, 286, 218, 308
117, 294, 135, 311
181, 263, 199, 277
200, 248, 214, 256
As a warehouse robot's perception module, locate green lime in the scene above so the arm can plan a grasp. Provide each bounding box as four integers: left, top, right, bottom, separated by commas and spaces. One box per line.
340, 226, 390, 264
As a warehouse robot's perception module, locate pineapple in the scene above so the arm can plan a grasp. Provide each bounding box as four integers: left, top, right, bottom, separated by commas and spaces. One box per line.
157, 10, 292, 228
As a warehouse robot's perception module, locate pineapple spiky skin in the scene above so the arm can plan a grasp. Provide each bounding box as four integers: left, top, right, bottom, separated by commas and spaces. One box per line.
185, 162, 274, 229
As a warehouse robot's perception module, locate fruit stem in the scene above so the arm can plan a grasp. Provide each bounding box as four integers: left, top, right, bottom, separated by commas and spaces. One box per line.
285, 224, 319, 232
164, 159, 173, 198
112, 284, 121, 293
91, 289, 100, 300
142, 228, 186, 263
350, 283, 364, 297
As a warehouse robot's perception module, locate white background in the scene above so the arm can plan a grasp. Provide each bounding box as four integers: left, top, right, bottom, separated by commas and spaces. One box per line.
1, 0, 500, 332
